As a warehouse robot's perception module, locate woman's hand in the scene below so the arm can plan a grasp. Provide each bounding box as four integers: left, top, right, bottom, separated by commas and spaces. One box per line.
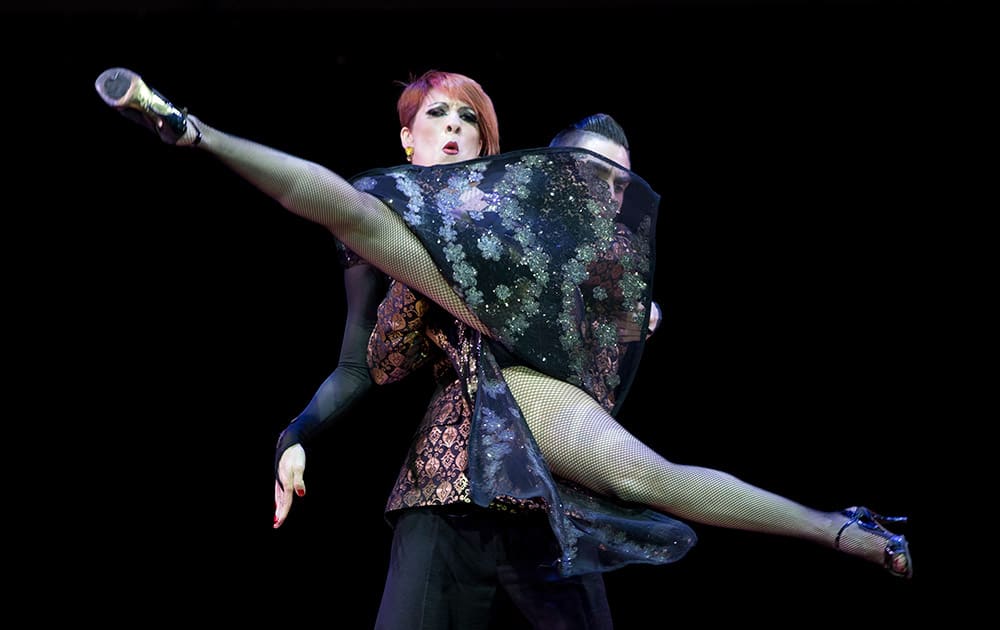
273, 444, 306, 528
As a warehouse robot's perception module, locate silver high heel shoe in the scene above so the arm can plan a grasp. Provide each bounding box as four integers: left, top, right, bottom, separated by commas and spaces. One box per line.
835, 506, 913, 579
95, 67, 200, 145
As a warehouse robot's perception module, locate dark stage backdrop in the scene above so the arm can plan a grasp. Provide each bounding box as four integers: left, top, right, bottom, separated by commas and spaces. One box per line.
7, 1, 946, 626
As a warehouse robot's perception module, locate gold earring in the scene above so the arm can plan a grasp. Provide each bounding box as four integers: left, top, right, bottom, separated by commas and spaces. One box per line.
405, 146, 414, 161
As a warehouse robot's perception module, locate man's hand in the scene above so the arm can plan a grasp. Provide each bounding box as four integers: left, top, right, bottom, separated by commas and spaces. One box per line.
647, 301, 661, 337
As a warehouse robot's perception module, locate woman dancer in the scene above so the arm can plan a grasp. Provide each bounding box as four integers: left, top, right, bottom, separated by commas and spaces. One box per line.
94, 68, 912, 594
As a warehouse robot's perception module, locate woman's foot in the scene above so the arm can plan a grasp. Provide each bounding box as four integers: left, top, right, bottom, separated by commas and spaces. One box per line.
834, 506, 913, 579
95, 67, 200, 146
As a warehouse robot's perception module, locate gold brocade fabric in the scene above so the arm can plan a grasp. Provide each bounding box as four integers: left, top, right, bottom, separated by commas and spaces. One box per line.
371, 280, 543, 515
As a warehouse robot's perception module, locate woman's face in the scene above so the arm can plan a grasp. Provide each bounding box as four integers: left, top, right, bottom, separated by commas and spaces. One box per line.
402, 88, 483, 166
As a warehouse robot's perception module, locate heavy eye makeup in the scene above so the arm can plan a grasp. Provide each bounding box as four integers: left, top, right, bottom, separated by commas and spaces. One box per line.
458, 107, 479, 124
426, 103, 479, 125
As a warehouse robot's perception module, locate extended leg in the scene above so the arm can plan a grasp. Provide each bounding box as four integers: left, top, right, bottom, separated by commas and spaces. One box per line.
95, 67, 487, 335
502, 365, 912, 578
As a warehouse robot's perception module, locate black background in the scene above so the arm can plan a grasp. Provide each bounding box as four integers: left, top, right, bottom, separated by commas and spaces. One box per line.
6, 1, 950, 626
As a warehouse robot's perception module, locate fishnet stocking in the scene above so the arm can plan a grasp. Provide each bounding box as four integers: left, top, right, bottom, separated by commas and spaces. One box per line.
502, 365, 895, 568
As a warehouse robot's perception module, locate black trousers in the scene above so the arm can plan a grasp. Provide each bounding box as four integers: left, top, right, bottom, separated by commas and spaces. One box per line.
374, 506, 613, 630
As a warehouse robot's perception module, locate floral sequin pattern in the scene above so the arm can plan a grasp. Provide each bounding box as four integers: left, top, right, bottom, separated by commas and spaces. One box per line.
354, 149, 655, 412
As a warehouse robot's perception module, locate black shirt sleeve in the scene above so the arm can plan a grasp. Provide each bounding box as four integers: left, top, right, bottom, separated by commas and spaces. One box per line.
273, 259, 385, 482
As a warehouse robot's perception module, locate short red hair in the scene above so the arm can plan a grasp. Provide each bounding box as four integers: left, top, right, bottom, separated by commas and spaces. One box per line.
396, 70, 500, 156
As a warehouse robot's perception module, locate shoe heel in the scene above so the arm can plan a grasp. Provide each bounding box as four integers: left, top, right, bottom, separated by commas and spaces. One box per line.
836, 506, 913, 579
95, 67, 194, 145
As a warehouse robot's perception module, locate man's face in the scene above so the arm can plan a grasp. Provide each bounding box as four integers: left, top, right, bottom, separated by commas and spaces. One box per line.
571, 134, 631, 210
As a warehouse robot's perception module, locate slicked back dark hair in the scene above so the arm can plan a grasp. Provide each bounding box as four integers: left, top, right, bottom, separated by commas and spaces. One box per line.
548, 113, 629, 150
